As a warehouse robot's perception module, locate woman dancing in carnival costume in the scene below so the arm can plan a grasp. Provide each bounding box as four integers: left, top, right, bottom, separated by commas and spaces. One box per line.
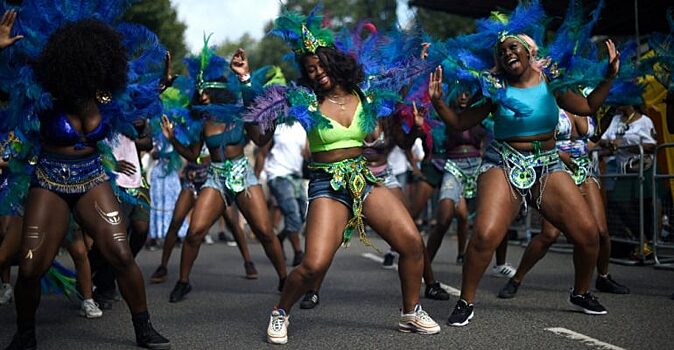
499, 110, 630, 299
160, 37, 288, 303
1, 2, 170, 348
428, 0, 620, 325
238, 7, 441, 344
150, 49, 258, 285
499, 2, 647, 299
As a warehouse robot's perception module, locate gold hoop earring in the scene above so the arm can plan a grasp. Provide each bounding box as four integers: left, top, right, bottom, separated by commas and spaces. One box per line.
95, 90, 112, 104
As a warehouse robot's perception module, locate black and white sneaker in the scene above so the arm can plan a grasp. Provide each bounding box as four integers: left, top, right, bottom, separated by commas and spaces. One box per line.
425, 282, 450, 300
568, 291, 608, 315
299, 290, 320, 309
447, 299, 474, 326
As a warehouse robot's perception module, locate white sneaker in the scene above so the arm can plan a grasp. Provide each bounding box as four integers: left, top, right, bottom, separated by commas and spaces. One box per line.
267, 309, 289, 344
0, 283, 12, 305
399, 304, 441, 334
80, 299, 103, 318
492, 263, 517, 278
204, 234, 214, 245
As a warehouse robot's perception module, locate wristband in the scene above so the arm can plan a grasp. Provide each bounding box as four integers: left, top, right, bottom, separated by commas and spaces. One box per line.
238, 73, 251, 84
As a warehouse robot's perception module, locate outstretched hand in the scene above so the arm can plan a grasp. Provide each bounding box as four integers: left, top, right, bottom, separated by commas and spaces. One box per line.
230, 48, 250, 78
428, 66, 444, 101
160, 115, 175, 141
605, 39, 620, 79
0, 10, 23, 50
420, 42, 430, 60
412, 101, 424, 127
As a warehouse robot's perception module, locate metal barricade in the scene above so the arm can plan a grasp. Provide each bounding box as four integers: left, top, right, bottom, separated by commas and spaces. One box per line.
593, 144, 649, 265
652, 143, 674, 270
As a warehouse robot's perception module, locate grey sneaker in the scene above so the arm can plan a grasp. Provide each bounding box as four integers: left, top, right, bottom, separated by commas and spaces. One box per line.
399, 304, 441, 334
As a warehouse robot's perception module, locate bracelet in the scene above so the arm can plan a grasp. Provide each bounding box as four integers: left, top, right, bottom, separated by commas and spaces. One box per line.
238, 73, 251, 84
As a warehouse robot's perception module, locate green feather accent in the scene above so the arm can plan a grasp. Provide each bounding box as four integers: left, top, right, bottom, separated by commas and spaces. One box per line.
200, 33, 214, 75
42, 265, 81, 303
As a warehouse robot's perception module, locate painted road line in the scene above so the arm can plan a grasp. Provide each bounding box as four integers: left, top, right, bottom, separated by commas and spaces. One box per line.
544, 327, 626, 350
361, 253, 460, 297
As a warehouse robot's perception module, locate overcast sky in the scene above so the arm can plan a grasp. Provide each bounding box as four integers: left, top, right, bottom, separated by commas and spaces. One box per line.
171, 0, 416, 53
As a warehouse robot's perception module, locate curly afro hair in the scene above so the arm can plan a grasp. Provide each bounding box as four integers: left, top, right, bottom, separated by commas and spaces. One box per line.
34, 19, 128, 112
297, 46, 364, 100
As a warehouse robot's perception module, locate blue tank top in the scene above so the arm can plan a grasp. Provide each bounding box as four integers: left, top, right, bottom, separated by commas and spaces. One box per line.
493, 80, 559, 140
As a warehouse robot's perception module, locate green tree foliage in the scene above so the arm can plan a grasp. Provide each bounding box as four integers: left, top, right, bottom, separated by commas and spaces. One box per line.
412, 7, 475, 40
123, 0, 188, 73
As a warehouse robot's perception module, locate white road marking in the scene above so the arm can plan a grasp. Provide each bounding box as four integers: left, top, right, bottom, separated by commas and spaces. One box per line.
544, 327, 626, 350
361, 253, 461, 297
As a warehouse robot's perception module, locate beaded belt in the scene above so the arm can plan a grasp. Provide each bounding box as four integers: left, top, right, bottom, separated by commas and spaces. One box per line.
208, 156, 249, 194
35, 153, 107, 194
567, 155, 591, 186
308, 156, 379, 249
491, 141, 559, 190
444, 158, 480, 199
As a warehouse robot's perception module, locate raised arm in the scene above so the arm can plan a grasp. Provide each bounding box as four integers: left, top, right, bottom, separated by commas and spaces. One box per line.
557, 39, 620, 116
429, 66, 492, 131
392, 102, 426, 149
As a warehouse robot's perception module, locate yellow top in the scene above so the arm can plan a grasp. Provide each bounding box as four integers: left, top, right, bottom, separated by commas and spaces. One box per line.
307, 98, 368, 153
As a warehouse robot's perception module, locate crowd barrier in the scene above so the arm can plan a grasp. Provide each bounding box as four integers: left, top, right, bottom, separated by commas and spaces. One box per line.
652, 143, 674, 270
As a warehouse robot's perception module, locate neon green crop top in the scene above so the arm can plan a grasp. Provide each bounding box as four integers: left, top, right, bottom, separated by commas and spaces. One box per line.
308, 100, 368, 153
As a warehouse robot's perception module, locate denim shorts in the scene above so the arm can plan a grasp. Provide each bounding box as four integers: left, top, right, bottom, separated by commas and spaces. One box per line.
268, 175, 307, 233
371, 166, 401, 189
203, 156, 259, 205
307, 169, 374, 208
439, 157, 482, 204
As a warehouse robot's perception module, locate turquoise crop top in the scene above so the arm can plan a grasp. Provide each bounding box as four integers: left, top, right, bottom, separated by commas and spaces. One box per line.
493, 80, 559, 140
204, 119, 246, 149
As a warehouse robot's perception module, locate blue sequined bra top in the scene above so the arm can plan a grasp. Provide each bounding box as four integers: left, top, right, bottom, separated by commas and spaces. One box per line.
39, 110, 110, 149
493, 80, 559, 140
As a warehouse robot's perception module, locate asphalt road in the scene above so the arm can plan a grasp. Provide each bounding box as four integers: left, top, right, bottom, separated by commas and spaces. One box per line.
1, 235, 672, 349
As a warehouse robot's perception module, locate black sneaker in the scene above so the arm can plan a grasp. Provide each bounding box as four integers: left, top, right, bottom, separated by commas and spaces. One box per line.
568, 291, 608, 315
292, 251, 304, 267
382, 253, 396, 269
134, 319, 171, 349
425, 282, 450, 300
447, 299, 474, 327
456, 255, 464, 265
595, 275, 630, 294
299, 290, 320, 309
169, 281, 192, 303
150, 265, 168, 284
92, 289, 115, 310
498, 279, 520, 299
5, 330, 36, 350
244, 261, 258, 280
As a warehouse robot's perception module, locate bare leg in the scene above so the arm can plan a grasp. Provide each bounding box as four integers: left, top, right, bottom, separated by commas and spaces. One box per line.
66, 233, 94, 300
455, 198, 470, 258
461, 169, 522, 303
223, 205, 253, 263
495, 236, 509, 266
277, 198, 348, 312
424, 198, 454, 284
365, 186, 424, 312
535, 172, 599, 294
511, 219, 560, 284
235, 185, 287, 280
178, 188, 226, 282
0, 215, 22, 281
408, 181, 435, 219
159, 188, 195, 268
583, 180, 610, 275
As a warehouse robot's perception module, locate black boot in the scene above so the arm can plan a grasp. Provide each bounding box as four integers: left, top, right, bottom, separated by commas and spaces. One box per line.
5, 329, 36, 350
132, 312, 170, 349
